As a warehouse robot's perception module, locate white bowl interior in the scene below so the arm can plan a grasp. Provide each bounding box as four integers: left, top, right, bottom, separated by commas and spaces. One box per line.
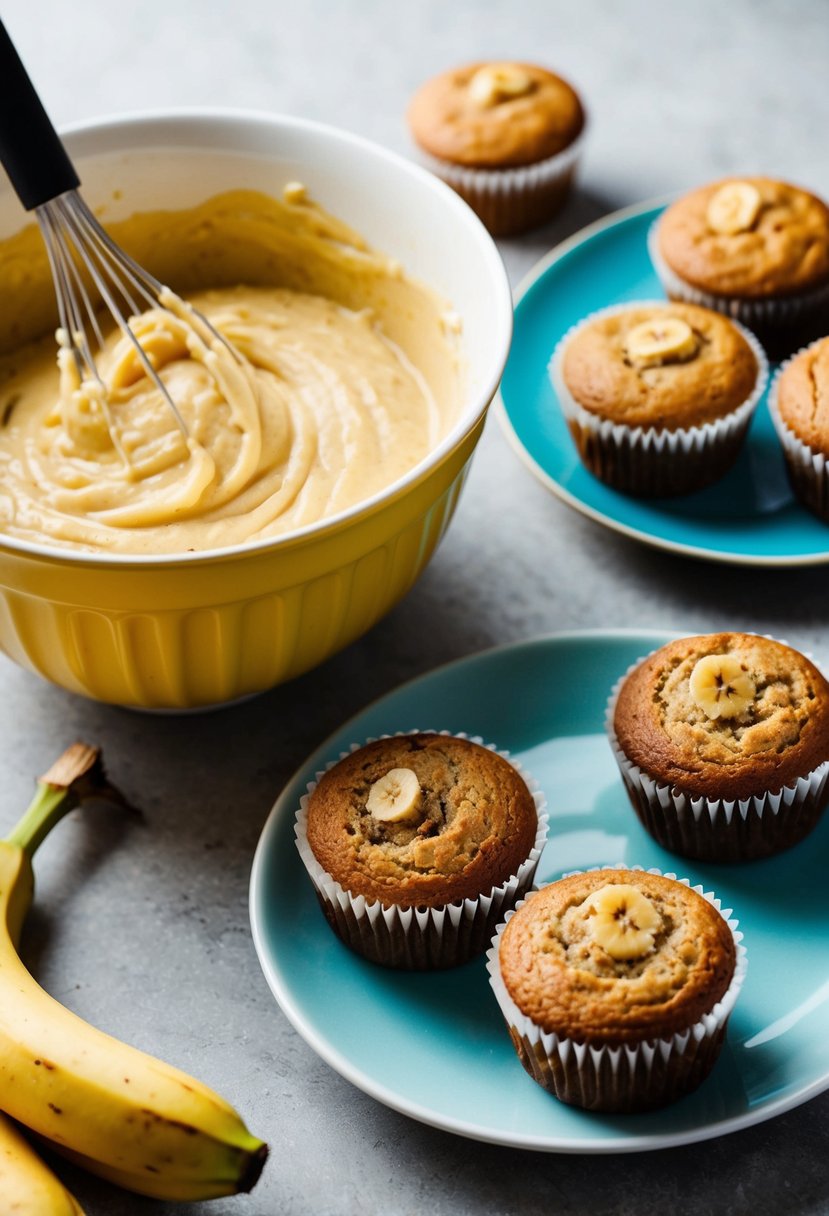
0, 112, 511, 432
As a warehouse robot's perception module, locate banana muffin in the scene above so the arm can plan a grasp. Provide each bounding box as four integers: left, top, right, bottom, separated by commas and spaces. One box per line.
609, 633, 829, 860
550, 301, 766, 496
769, 336, 829, 521
488, 868, 745, 1112
650, 178, 829, 357
296, 732, 547, 968
407, 61, 585, 236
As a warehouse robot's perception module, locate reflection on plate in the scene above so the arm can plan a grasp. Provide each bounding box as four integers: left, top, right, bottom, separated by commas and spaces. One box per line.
249, 631, 829, 1153
497, 199, 829, 566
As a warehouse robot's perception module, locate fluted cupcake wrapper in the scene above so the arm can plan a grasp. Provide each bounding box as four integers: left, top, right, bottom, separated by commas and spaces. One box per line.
768, 342, 829, 522
421, 127, 586, 238
647, 219, 829, 359
486, 865, 747, 1113
294, 730, 549, 970
605, 643, 829, 862
548, 301, 768, 497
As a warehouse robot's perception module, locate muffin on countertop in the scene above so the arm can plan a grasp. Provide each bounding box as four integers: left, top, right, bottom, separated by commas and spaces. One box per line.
297, 732, 547, 968
488, 868, 744, 1112
769, 336, 829, 520
407, 61, 585, 236
550, 301, 766, 496
408, 61, 584, 168
609, 632, 829, 860
650, 178, 829, 356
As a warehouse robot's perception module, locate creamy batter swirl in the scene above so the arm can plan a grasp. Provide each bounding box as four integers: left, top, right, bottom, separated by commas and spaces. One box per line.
0, 190, 459, 555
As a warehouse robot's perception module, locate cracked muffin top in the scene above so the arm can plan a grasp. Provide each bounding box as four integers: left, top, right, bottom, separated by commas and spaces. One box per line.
305, 733, 538, 908
560, 303, 759, 429
498, 869, 736, 1044
656, 177, 829, 298
775, 337, 829, 457
612, 633, 829, 800
407, 62, 584, 169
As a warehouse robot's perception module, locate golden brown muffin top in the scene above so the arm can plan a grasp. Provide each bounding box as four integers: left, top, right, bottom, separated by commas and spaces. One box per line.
657, 178, 829, 298
776, 337, 829, 457
560, 303, 759, 429
499, 870, 736, 1044
407, 61, 584, 169
305, 733, 538, 908
613, 633, 829, 801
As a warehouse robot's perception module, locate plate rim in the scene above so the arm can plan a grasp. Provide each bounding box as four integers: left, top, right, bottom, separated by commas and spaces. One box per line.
495, 197, 829, 569
249, 627, 829, 1153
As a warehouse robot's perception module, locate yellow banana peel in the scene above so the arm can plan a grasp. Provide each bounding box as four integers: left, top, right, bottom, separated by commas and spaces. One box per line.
0, 743, 268, 1201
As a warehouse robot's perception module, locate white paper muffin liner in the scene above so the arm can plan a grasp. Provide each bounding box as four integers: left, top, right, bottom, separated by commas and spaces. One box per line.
422, 126, 586, 237
768, 340, 829, 521
647, 217, 829, 356
486, 864, 747, 1112
294, 730, 549, 970
548, 301, 768, 497
606, 639, 829, 861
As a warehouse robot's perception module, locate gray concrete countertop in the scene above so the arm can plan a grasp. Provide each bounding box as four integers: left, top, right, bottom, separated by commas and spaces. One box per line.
1, 1, 828, 1212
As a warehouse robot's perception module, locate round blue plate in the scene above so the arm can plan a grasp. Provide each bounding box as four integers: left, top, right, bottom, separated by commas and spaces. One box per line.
496, 199, 829, 566
249, 630, 829, 1152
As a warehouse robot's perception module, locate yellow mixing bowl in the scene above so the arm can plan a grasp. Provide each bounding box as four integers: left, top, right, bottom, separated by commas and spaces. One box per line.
0, 112, 512, 709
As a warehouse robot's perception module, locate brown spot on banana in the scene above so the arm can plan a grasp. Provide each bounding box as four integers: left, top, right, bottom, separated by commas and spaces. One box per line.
139, 1109, 199, 1135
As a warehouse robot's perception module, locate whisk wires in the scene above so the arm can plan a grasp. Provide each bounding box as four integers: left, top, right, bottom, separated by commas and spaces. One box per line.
36, 192, 190, 451
34, 191, 248, 467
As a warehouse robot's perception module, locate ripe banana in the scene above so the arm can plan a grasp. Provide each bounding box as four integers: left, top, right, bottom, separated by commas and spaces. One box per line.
0, 1110, 84, 1215
0, 743, 268, 1201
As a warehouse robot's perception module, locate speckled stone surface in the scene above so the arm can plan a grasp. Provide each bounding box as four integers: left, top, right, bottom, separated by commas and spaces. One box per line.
0, 0, 828, 1212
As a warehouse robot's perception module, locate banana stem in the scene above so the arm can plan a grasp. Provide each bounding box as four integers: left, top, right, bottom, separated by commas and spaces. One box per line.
4, 743, 133, 858
5, 781, 74, 858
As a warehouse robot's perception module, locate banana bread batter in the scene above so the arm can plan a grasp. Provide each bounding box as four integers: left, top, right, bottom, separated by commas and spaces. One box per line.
0, 189, 461, 554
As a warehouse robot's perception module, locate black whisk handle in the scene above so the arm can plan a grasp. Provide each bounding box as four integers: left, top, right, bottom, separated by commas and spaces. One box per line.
0, 19, 79, 210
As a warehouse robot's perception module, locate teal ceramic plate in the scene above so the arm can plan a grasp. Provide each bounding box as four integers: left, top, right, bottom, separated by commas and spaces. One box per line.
249, 630, 829, 1152
496, 199, 829, 566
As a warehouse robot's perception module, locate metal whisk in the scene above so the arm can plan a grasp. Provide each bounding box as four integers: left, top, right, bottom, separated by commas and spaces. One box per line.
0, 19, 238, 448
